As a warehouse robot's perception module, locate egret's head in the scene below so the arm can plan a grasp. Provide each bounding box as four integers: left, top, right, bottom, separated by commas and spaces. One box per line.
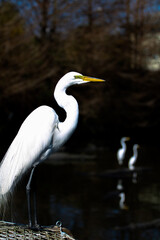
59, 71, 105, 88
74, 73, 105, 85
122, 137, 130, 142
134, 144, 139, 149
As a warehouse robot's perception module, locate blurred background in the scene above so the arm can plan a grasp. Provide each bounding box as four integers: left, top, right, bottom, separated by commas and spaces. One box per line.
1, 0, 160, 240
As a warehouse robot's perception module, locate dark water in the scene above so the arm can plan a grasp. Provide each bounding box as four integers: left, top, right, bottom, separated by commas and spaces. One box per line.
3, 143, 160, 240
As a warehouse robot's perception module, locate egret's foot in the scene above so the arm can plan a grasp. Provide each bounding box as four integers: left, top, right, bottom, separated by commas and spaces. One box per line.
27, 223, 41, 230
28, 221, 32, 229
32, 223, 42, 231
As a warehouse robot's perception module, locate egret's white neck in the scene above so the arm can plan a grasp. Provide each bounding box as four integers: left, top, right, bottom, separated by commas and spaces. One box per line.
121, 139, 126, 150
133, 145, 138, 160
54, 81, 79, 147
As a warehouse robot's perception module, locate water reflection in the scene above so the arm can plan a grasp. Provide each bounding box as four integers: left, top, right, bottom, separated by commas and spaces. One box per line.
2, 145, 160, 240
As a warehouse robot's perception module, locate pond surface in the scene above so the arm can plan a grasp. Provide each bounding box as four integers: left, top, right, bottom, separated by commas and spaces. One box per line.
3, 143, 160, 240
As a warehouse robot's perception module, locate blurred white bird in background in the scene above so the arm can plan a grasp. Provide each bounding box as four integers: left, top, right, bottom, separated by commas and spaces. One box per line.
128, 144, 139, 171
128, 144, 139, 184
0, 71, 104, 227
117, 137, 130, 165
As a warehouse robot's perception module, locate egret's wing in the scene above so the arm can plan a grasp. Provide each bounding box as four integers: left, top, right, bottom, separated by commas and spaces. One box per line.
0, 106, 59, 195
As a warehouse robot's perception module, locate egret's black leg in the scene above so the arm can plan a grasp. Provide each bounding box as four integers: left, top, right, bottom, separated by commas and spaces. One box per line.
33, 180, 39, 228
11, 195, 14, 223
26, 165, 36, 228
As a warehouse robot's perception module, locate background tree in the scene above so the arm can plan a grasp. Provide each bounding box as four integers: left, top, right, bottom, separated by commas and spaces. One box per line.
0, 0, 160, 153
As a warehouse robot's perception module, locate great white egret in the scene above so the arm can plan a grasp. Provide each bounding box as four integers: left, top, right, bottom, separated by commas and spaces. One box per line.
128, 144, 139, 170
0, 71, 104, 227
117, 137, 130, 165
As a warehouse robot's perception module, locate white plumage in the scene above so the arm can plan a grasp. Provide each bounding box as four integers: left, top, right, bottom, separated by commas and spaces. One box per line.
117, 137, 130, 165
128, 144, 139, 170
0, 71, 104, 206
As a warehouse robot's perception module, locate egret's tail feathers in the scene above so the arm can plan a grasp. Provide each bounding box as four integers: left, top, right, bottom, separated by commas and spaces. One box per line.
0, 133, 32, 210
0, 190, 11, 216
0, 158, 18, 203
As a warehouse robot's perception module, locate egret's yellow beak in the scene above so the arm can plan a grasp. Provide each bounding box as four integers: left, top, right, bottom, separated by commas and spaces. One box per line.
75, 75, 105, 82
82, 76, 105, 82
126, 137, 130, 141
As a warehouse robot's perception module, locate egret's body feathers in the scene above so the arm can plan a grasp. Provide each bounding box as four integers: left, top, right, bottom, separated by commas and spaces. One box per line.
0, 71, 104, 210
0, 106, 59, 196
